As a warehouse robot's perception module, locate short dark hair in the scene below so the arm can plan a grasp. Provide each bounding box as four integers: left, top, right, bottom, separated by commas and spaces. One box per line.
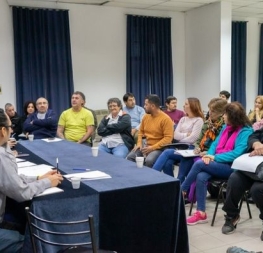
23, 101, 36, 115
107, 98, 123, 109
219, 90, 231, 99
123, 92, 134, 102
73, 91, 86, 102
165, 96, 177, 104
0, 108, 8, 126
145, 94, 161, 107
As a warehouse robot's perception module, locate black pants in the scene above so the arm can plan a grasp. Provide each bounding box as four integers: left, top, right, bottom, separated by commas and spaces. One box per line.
222, 171, 263, 220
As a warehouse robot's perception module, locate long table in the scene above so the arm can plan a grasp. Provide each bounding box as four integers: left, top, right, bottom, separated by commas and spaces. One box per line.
19, 139, 189, 253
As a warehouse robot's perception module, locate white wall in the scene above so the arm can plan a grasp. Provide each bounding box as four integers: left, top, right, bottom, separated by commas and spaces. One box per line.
185, 1, 232, 111
1, 1, 186, 110
0, 1, 16, 109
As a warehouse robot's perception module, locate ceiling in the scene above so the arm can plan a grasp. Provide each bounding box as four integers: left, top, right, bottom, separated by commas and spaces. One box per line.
7, 0, 263, 21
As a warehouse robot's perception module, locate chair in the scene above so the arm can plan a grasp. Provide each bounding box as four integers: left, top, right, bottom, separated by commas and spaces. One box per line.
25, 207, 116, 253
188, 179, 252, 226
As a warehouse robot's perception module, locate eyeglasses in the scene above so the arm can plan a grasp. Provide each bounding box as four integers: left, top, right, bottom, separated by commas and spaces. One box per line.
3, 124, 14, 129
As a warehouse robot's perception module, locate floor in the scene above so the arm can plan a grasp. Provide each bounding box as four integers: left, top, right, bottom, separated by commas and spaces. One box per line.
172, 166, 263, 253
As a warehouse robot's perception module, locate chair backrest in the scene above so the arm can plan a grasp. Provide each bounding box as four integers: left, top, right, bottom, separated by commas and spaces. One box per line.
25, 207, 98, 253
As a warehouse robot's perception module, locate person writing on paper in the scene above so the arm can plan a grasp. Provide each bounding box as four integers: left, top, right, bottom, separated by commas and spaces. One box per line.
152, 97, 204, 176
0, 108, 63, 253
181, 102, 252, 225
221, 128, 263, 240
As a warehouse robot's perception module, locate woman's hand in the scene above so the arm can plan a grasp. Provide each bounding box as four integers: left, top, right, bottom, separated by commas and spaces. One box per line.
193, 147, 200, 154
202, 155, 214, 165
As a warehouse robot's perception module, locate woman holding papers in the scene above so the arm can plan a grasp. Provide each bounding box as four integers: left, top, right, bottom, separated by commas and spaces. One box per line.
221, 129, 263, 240
0, 108, 63, 253
97, 98, 134, 158
181, 102, 253, 226
152, 97, 204, 176
177, 98, 227, 183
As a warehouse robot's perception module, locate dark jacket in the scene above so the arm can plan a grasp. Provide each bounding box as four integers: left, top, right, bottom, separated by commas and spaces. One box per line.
23, 109, 57, 139
10, 112, 22, 139
97, 113, 134, 150
248, 128, 263, 151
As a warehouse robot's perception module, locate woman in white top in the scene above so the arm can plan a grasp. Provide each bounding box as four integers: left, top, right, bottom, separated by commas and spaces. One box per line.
153, 97, 204, 176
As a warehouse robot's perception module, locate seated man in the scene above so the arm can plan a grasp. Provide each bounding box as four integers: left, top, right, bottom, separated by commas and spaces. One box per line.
222, 128, 263, 240
123, 92, 145, 142
57, 91, 94, 146
5, 103, 22, 139
23, 97, 57, 139
126, 94, 173, 168
163, 96, 184, 127
0, 108, 63, 252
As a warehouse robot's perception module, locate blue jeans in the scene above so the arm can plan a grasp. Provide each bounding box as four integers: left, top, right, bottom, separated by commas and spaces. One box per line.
0, 228, 24, 253
177, 157, 195, 183
181, 159, 233, 212
98, 143, 129, 158
152, 149, 183, 177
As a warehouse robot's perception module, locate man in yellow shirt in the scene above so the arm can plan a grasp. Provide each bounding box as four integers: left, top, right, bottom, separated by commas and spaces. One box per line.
127, 94, 174, 167
57, 91, 94, 146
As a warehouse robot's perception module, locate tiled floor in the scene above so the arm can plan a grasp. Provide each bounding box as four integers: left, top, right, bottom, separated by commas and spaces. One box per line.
172, 166, 263, 253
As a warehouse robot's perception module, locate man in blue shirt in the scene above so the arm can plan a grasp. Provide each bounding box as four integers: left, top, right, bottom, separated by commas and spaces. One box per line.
123, 93, 145, 142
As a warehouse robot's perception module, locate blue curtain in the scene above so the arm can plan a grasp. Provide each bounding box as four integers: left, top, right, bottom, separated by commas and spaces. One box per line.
258, 24, 263, 94
13, 7, 74, 115
231, 21, 247, 108
127, 15, 173, 106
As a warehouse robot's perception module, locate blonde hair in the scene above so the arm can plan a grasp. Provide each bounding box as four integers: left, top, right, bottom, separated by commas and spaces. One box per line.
248, 95, 263, 122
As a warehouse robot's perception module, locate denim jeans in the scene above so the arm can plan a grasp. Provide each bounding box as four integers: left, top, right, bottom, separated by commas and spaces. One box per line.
98, 143, 129, 158
152, 149, 183, 177
181, 159, 233, 212
0, 228, 24, 253
177, 157, 195, 183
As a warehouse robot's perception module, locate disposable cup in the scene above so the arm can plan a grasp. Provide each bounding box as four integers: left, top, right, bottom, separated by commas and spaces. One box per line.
91, 147, 99, 157
135, 157, 144, 168
71, 177, 81, 189
28, 134, 34, 141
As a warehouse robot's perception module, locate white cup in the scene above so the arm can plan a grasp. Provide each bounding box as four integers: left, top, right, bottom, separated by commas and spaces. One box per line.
135, 157, 144, 168
28, 134, 34, 141
91, 147, 99, 157
71, 177, 81, 189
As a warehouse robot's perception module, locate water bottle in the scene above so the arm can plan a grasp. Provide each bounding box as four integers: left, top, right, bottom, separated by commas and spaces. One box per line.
142, 136, 147, 148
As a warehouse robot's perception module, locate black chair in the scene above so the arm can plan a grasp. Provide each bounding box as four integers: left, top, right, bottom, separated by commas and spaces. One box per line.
25, 207, 116, 253
188, 179, 252, 226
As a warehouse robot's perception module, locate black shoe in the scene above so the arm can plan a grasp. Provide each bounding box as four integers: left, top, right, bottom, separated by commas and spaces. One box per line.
222, 215, 240, 234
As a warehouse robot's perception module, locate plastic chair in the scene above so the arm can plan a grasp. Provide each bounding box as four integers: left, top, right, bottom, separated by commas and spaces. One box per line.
188, 179, 252, 226
25, 207, 116, 253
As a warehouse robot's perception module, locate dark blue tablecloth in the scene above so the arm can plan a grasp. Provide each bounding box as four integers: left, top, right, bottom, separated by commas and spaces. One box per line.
19, 139, 189, 253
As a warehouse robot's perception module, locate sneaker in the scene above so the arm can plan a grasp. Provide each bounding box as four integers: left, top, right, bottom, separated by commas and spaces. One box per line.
222, 215, 240, 234
226, 246, 262, 253
187, 211, 208, 225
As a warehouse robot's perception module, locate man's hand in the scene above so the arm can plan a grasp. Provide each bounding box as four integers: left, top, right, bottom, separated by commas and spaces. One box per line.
132, 144, 140, 152
39, 170, 63, 187
141, 146, 153, 156
131, 129, 137, 136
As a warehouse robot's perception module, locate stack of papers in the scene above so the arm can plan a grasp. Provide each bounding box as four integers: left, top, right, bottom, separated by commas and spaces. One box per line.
18, 164, 54, 176
175, 150, 199, 157
42, 138, 62, 142
17, 161, 36, 168
34, 187, 64, 198
64, 170, 111, 180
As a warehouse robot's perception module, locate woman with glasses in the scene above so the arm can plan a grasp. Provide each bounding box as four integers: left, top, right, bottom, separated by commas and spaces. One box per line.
97, 98, 134, 158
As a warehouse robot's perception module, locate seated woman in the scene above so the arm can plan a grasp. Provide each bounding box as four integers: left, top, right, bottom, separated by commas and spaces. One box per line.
248, 95, 263, 124
177, 97, 227, 183
97, 98, 134, 158
20, 100, 36, 135
152, 97, 204, 176
181, 102, 253, 225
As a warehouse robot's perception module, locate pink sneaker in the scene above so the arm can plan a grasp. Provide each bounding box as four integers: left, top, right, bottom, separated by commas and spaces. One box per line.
187, 211, 208, 225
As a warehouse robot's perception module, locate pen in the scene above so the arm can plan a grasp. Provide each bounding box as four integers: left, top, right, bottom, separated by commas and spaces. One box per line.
73, 168, 90, 171
56, 158, 58, 172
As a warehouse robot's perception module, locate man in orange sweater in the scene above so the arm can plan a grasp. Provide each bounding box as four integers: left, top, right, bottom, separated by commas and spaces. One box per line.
127, 94, 174, 168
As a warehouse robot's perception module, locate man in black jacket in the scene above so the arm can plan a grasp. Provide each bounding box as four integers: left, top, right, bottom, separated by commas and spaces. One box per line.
221, 129, 263, 240
5, 103, 22, 139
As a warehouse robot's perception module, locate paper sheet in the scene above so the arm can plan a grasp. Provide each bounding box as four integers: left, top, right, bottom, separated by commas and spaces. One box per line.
17, 161, 36, 168
42, 138, 62, 142
16, 158, 25, 163
64, 170, 111, 180
231, 153, 263, 173
34, 187, 64, 197
18, 164, 54, 176
174, 150, 199, 157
